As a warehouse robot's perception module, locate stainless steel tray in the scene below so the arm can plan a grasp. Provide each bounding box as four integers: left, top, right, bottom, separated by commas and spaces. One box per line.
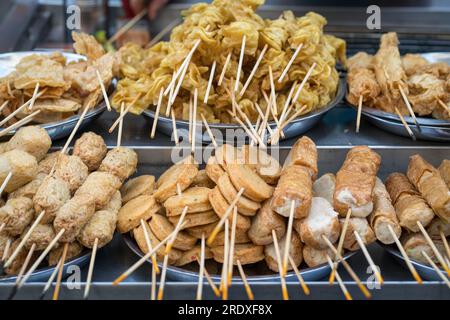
0, 251, 91, 283
142, 78, 346, 144
0, 51, 109, 141
381, 244, 446, 282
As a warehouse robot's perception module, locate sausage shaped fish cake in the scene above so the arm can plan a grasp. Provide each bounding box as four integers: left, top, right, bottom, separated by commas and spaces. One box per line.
78, 210, 117, 248
186, 223, 216, 239
53, 193, 96, 242
9, 172, 46, 200
265, 232, 303, 272
38, 151, 60, 174
248, 199, 286, 246
5, 126, 51, 161
117, 195, 160, 233
99, 147, 138, 181
149, 214, 197, 251
33, 175, 71, 224
48, 242, 84, 266
120, 175, 155, 203
164, 187, 212, 216
0, 197, 34, 236
22, 223, 55, 251
211, 243, 264, 265
54, 154, 89, 193
73, 132, 107, 171
0, 150, 38, 193
75, 172, 121, 210
101, 190, 122, 213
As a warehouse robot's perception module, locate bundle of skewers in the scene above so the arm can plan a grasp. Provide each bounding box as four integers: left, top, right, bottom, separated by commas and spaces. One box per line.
346, 32, 450, 137
114, 136, 398, 300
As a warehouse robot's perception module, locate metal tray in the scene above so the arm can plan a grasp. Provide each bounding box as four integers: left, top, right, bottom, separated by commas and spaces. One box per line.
142, 78, 346, 144
362, 113, 450, 142
0, 51, 109, 141
0, 251, 91, 283
381, 244, 446, 282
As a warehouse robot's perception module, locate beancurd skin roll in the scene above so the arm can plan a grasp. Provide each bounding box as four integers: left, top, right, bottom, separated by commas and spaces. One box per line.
427, 217, 450, 240
0, 197, 34, 236
333, 146, 381, 217
5, 126, 51, 161
248, 199, 286, 245
339, 217, 376, 251
313, 173, 335, 205
439, 159, 450, 188
284, 136, 318, 179
0, 150, 38, 193
271, 165, 312, 219
265, 232, 303, 272
370, 177, 402, 244
407, 155, 450, 222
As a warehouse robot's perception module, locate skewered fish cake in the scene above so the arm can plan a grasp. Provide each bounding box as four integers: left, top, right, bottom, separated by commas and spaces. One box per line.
33, 175, 71, 224
73, 132, 107, 171
164, 187, 212, 216
120, 175, 155, 203
174, 245, 213, 267
75, 172, 121, 210
265, 231, 303, 272
149, 214, 197, 251
117, 195, 160, 233
54, 154, 89, 194
168, 210, 218, 230
4, 126, 51, 161
211, 243, 264, 265
99, 147, 138, 182
0, 150, 38, 193
153, 161, 198, 202
22, 223, 55, 251
48, 241, 84, 266
207, 227, 251, 248
0, 197, 34, 236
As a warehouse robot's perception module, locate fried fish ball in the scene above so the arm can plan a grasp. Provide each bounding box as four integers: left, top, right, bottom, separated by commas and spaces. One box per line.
302, 245, 334, 268
339, 217, 376, 251
54, 154, 89, 194
22, 223, 55, 251
149, 214, 197, 251
38, 151, 60, 174
5, 126, 51, 161
8, 173, 46, 200
53, 194, 96, 243
33, 175, 71, 224
265, 232, 303, 272
248, 199, 286, 246
164, 187, 212, 216
211, 243, 264, 265
101, 190, 122, 213
78, 209, 117, 248
0, 197, 34, 236
73, 132, 107, 171
0, 149, 38, 193
174, 245, 214, 266
120, 175, 155, 203
99, 147, 138, 181
48, 241, 84, 266
75, 172, 122, 210
117, 195, 160, 233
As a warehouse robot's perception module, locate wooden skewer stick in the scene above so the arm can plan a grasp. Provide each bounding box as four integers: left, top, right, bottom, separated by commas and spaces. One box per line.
150, 87, 164, 138
0, 110, 41, 138
4, 210, 45, 268
83, 237, 98, 299
0, 171, 13, 195
233, 101, 266, 147
234, 35, 246, 92
394, 107, 416, 141
237, 259, 254, 300
28, 82, 40, 110
239, 44, 268, 97
399, 86, 421, 131
386, 225, 422, 283
417, 221, 450, 277
146, 18, 181, 48
218, 52, 232, 86
108, 93, 142, 133
268, 66, 278, 116
259, 94, 273, 141
227, 206, 238, 286
108, 9, 147, 44
207, 188, 245, 245
171, 110, 179, 145
254, 102, 273, 135
290, 62, 317, 107
140, 219, 160, 274
157, 254, 169, 300
330, 208, 351, 284
421, 251, 450, 289
188, 95, 193, 143
262, 91, 283, 137
354, 231, 384, 285
165, 206, 189, 254
270, 105, 307, 145
1, 239, 11, 261
117, 102, 124, 147
289, 255, 310, 295
221, 219, 230, 300
272, 230, 289, 300
279, 80, 297, 123
196, 257, 220, 297
278, 44, 303, 83
0, 223, 5, 234
60, 103, 92, 154
165, 72, 176, 117
151, 256, 157, 300
0, 90, 46, 127
356, 95, 363, 133
200, 113, 217, 148
440, 231, 450, 263
282, 200, 296, 276
0, 101, 9, 113
326, 255, 352, 300
437, 98, 450, 116
96, 70, 111, 111
40, 257, 63, 300
191, 88, 198, 153
204, 61, 217, 104
227, 111, 258, 146
19, 229, 65, 288
322, 235, 372, 299
52, 242, 69, 300
196, 234, 206, 300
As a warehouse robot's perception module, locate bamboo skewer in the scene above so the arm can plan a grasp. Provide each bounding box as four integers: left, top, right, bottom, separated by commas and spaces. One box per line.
0, 90, 46, 127
270, 105, 307, 145
356, 95, 363, 133
440, 231, 450, 263
207, 188, 245, 245
290, 62, 317, 107
192, 88, 198, 153
0, 101, 9, 113
399, 86, 421, 131
52, 242, 69, 300
0, 171, 12, 196
330, 208, 351, 284
233, 101, 266, 147
279, 80, 297, 123
165, 72, 176, 117
171, 110, 179, 145
239, 44, 268, 96
196, 257, 220, 297
28, 82, 40, 110
421, 251, 450, 289
221, 219, 230, 300
188, 95, 193, 143
150, 87, 165, 138
1, 239, 11, 262
289, 255, 310, 295
226, 110, 259, 146
151, 258, 157, 300
0, 223, 5, 234
140, 219, 160, 274
218, 53, 232, 86
108, 9, 147, 44
200, 113, 217, 148
96, 70, 111, 111
278, 44, 303, 83
417, 221, 450, 277
165, 206, 189, 254
326, 255, 352, 300
354, 231, 384, 285
438, 98, 450, 116
157, 254, 169, 300
237, 259, 254, 300
228, 206, 238, 285
196, 234, 206, 300
235, 35, 246, 92
147, 18, 181, 48
387, 225, 422, 283
83, 237, 98, 299
282, 200, 296, 276
204, 61, 217, 104
108, 93, 142, 133
60, 103, 92, 154
0, 110, 41, 138
268, 66, 278, 116
40, 257, 63, 300
117, 103, 124, 147
322, 235, 372, 299
394, 107, 416, 140
272, 230, 288, 300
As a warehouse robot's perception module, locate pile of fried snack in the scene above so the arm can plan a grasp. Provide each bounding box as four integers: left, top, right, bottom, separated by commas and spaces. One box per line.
347, 32, 450, 120
0, 125, 138, 275
111, 0, 346, 123
122, 137, 409, 275
0, 32, 115, 126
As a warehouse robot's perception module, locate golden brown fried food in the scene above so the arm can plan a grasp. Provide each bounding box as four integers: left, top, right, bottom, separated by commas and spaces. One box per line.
154, 161, 198, 203
37, 151, 60, 174
205, 156, 225, 184
75, 172, 122, 210
0, 150, 38, 193
438, 159, 450, 188
312, 173, 335, 205
54, 154, 89, 194
117, 195, 160, 233
265, 231, 303, 272
241, 145, 281, 185
402, 54, 428, 77
0, 197, 34, 236
4, 238, 38, 275
4, 126, 51, 161
207, 227, 251, 247
302, 244, 334, 268
149, 214, 197, 251
174, 245, 213, 266
164, 187, 212, 216
120, 175, 155, 203
48, 241, 84, 266
211, 243, 264, 265
78, 209, 117, 248
99, 147, 138, 181
168, 210, 219, 229
73, 132, 107, 171
248, 199, 285, 245
9, 172, 46, 200
339, 217, 376, 251
33, 175, 71, 224
284, 136, 318, 179
191, 169, 215, 188
22, 223, 55, 251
